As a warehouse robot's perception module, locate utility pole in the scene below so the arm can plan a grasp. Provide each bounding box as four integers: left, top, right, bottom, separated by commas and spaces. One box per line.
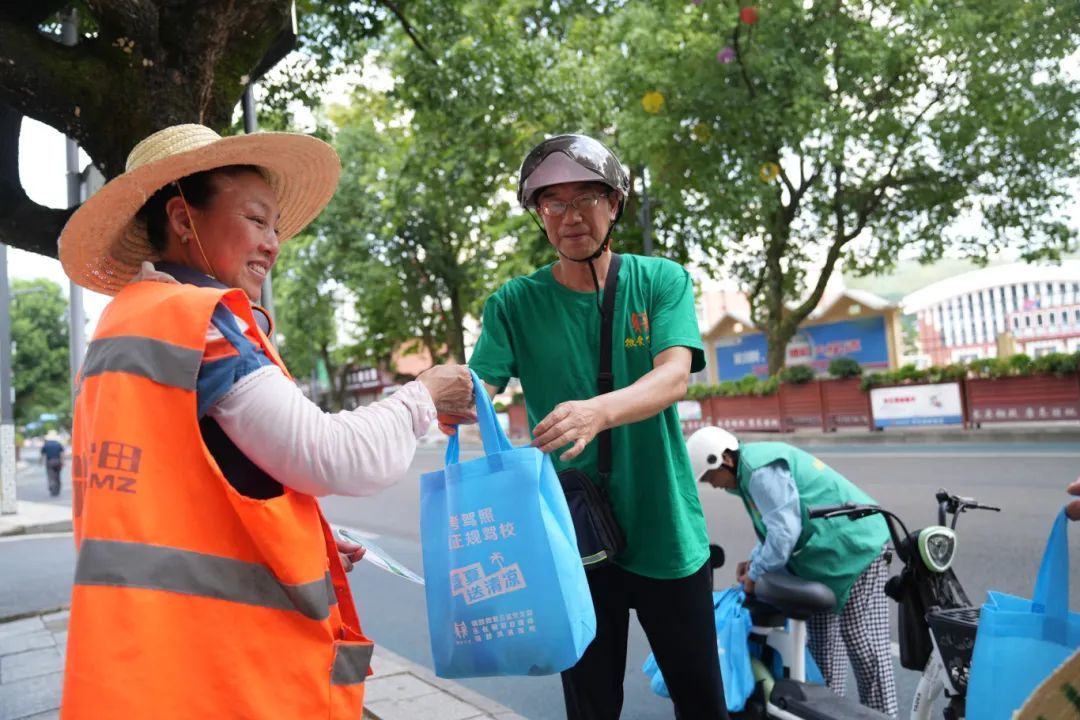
242, 86, 276, 324
0, 243, 13, 515
63, 8, 87, 393
240, 0, 298, 330
636, 164, 654, 257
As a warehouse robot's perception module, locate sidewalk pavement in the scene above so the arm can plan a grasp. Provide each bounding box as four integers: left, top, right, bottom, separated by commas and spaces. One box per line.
0, 610, 525, 720
735, 422, 1080, 445
0, 502, 72, 538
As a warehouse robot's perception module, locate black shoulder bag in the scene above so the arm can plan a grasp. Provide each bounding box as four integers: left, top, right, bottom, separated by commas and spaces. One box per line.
557, 253, 628, 570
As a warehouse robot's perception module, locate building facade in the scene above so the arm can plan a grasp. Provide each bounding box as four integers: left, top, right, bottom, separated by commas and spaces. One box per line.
700, 289, 903, 383
902, 261, 1080, 365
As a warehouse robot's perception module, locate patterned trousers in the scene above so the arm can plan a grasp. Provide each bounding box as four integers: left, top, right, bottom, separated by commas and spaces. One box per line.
806, 551, 899, 718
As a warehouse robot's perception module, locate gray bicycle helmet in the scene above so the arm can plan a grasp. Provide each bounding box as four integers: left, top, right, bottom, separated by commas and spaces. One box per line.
517, 134, 630, 219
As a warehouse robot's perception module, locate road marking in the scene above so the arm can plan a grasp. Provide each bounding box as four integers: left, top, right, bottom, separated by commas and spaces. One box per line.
0, 531, 73, 543
892, 642, 900, 658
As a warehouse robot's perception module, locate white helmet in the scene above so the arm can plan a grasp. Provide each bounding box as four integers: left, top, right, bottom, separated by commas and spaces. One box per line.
686, 427, 740, 481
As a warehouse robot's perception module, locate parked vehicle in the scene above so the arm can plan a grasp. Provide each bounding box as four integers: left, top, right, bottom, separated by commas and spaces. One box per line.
807, 490, 1000, 719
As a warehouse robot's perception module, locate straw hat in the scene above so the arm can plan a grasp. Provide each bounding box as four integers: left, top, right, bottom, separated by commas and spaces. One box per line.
59, 124, 341, 296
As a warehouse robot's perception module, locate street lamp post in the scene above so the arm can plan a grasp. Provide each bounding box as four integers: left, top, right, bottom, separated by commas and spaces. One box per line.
636, 164, 654, 257
62, 8, 87, 393
0, 244, 14, 514
243, 0, 297, 330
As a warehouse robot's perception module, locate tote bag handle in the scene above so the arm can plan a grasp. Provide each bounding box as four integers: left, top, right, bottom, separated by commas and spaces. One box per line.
1033, 508, 1070, 622
446, 369, 513, 464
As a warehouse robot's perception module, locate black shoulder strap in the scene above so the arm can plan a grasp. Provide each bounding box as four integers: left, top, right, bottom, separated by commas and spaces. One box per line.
597, 253, 621, 479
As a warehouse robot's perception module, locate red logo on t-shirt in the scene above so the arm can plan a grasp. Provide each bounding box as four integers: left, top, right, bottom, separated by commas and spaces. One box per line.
626, 311, 651, 350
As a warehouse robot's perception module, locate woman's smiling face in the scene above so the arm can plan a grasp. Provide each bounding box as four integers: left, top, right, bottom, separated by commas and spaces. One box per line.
170, 169, 281, 302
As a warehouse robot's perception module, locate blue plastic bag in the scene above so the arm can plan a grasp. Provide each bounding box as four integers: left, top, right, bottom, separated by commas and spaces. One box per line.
642, 588, 756, 711
967, 508, 1080, 719
420, 371, 596, 678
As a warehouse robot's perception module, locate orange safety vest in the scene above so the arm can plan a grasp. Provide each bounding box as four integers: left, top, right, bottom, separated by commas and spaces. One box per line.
61, 282, 372, 720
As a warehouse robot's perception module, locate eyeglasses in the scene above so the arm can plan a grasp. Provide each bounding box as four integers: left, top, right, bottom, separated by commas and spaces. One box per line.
538, 192, 608, 218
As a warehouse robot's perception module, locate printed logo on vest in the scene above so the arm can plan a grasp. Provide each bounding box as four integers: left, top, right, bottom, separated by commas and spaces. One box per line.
72, 440, 142, 516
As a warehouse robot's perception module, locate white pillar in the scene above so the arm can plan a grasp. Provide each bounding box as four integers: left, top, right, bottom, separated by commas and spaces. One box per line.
0, 244, 15, 514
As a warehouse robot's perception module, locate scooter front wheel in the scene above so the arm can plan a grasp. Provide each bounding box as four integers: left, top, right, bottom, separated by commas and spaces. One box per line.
911, 655, 948, 720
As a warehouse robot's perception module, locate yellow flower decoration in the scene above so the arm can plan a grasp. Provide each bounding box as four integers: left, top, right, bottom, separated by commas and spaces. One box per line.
641, 91, 665, 114
759, 162, 780, 183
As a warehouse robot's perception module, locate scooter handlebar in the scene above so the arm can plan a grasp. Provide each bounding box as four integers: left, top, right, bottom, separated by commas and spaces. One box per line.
808, 503, 858, 519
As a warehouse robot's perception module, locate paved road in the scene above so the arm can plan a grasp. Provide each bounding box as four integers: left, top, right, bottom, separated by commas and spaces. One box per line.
3, 442, 1078, 718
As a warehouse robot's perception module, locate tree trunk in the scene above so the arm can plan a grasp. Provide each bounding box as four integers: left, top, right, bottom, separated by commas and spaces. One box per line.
766, 331, 789, 377
447, 283, 466, 363
319, 345, 342, 412
0, 1, 295, 258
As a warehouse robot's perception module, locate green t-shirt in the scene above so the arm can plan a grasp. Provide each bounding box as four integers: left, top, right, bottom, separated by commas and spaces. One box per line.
469, 253, 709, 579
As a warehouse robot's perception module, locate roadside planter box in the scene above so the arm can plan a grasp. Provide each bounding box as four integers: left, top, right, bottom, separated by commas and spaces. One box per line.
678, 400, 712, 434
868, 382, 965, 429
709, 394, 783, 433
506, 403, 529, 439
778, 382, 825, 431
821, 378, 872, 431
966, 374, 1080, 426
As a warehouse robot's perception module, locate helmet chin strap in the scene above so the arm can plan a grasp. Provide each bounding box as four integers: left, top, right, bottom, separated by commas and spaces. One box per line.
557, 229, 611, 264
565, 227, 614, 315
530, 214, 615, 314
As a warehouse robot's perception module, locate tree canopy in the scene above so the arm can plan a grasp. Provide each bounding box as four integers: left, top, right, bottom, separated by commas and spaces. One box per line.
601, 0, 1080, 371
10, 278, 70, 426
273, 1, 578, 372
282, 0, 1079, 375
5, 0, 1078, 378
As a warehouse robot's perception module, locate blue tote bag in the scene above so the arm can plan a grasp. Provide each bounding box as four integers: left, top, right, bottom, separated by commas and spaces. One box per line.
642, 588, 756, 711
420, 371, 596, 678
967, 508, 1080, 719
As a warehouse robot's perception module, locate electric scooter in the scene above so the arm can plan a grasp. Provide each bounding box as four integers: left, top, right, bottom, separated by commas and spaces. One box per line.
704, 544, 889, 718
728, 567, 892, 719
808, 489, 1000, 720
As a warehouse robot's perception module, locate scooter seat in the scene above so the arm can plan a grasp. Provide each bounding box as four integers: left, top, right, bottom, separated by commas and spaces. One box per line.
743, 596, 788, 628
753, 573, 836, 620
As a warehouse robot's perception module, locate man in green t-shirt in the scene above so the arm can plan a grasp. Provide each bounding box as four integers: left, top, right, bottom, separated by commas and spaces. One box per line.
467, 135, 727, 719
687, 427, 897, 717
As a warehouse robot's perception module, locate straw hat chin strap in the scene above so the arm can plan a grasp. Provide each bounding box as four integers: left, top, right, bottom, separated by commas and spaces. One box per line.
174, 181, 219, 281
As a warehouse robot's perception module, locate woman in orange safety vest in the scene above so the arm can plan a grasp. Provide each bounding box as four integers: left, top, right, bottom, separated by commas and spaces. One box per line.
57, 123, 474, 719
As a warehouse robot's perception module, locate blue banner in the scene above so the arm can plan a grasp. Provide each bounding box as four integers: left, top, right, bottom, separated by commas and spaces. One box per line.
714, 316, 889, 381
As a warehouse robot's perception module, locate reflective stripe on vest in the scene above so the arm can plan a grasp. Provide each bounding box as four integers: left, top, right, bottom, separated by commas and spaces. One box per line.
332, 644, 374, 685
80, 336, 202, 390
75, 538, 336, 621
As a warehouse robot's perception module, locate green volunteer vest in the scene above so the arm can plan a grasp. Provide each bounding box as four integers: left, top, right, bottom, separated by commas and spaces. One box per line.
737, 442, 890, 612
